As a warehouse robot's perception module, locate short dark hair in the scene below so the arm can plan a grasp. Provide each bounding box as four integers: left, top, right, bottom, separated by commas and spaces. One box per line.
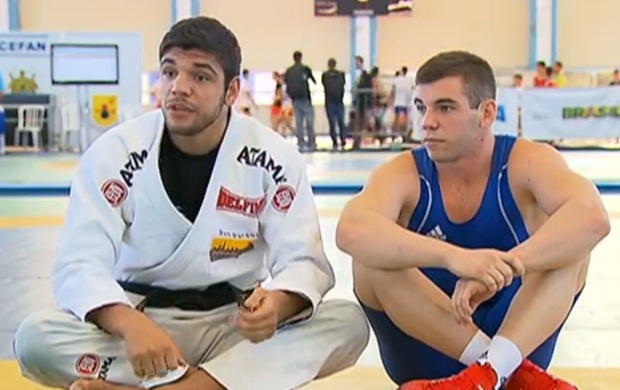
159, 16, 242, 88
415, 51, 496, 108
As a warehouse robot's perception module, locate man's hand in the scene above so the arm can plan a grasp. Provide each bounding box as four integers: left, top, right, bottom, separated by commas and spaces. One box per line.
87, 304, 187, 379
120, 314, 186, 379
452, 279, 497, 325
234, 287, 279, 343
445, 249, 525, 291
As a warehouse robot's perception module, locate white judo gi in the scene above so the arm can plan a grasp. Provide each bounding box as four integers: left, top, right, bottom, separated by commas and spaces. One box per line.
13, 109, 369, 390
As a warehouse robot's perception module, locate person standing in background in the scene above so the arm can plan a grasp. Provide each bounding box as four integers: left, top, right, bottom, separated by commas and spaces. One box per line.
553, 61, 567, 87
533, 61, 547, 87
610, 69, 620, 85
321, 58, 346, 151
285, 51, 317, 152
351, 56, 373, 150
236, 69, 256, 116
390, 66, 415, 136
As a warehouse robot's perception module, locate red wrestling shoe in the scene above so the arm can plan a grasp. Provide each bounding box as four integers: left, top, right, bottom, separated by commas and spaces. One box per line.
504, 359, 578, 390
399, 361, 502, 390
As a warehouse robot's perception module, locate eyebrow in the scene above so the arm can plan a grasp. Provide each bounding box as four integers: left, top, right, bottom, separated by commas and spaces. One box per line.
160, 58, 218, 75
413, 97, 459, 105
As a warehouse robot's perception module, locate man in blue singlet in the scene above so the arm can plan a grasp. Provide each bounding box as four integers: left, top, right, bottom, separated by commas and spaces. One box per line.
336, 51, 610, 390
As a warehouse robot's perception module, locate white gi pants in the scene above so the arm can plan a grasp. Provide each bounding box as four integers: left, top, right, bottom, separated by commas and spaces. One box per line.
13, 297, 370, 390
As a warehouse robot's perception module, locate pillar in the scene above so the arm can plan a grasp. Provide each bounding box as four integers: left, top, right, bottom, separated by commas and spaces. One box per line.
171, 0, 200, 25
0, 0, 20, 31
349, 15, 377, 82
529, 0, 557, 68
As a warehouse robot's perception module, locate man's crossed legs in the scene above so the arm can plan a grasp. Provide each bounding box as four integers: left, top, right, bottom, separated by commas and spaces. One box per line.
353, 260, 587, 389
13, 298, 370, 390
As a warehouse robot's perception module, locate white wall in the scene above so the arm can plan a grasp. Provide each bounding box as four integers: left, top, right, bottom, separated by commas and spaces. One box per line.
19, 0, 169, 72
376, 0, 530, 71
201, 0, 350, 73
558, 0, 620, 68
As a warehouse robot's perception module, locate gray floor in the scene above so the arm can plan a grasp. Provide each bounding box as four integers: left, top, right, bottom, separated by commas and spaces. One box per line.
1, 151, 620, 372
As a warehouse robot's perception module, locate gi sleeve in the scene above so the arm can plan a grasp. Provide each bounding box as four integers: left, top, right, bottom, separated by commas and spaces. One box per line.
50, 139, 131, 322
259, 150, 335, 324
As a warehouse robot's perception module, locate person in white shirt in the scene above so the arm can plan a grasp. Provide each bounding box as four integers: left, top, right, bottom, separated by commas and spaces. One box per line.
391, 66, 415, 134
235, 69, 255, 115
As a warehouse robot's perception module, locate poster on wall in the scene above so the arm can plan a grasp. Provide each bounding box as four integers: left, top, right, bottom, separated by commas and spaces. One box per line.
314, 0, 413, 16
0, 33, 51, 93
92, 95, 118, 127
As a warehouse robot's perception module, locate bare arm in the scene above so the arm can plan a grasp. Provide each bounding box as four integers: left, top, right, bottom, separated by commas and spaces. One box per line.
87, 304, 149, 338
336, 153, 460, 270
508, 141, 611, 272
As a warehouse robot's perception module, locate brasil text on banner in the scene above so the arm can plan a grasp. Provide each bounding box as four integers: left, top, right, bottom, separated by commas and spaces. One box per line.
520, 87, 620, 140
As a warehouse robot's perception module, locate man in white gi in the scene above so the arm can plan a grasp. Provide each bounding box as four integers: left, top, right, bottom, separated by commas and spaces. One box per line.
13, 16, 369, 390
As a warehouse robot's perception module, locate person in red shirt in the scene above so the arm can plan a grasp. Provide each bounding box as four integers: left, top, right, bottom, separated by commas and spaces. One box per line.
533, 61, 547, 87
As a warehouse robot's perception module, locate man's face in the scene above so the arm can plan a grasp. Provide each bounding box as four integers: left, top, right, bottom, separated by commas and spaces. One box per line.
158, 47, 238, 136
414, 76, 495, 163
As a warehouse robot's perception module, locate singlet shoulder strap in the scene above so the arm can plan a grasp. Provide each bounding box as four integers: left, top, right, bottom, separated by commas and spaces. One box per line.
493, 135, 518, 170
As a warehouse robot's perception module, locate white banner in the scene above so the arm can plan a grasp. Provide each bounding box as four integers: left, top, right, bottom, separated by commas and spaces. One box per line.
521, 87, 620, 139
494, 87, 520, 136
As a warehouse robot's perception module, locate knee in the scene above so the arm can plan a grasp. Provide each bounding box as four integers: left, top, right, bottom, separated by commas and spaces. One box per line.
13, 309, 66, 378
524, 259, 586, 293
317, 300, 370, 353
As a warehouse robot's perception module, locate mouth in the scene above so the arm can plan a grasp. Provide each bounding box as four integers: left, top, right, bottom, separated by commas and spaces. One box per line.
423, 138, 443, 144
165, 101, 195, 113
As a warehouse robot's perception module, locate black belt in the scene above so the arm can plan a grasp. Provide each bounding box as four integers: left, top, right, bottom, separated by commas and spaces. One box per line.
118, 280, 254, 312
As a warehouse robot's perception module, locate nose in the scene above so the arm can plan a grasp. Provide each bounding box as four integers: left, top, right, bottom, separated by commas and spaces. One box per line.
420, 109, 439, 131
171, 72, 192, 96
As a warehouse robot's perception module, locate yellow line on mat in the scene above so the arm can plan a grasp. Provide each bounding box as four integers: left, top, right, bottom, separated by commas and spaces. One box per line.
0, 209, 343, 229
0, 216, 65, 228
3, 210, 619, 229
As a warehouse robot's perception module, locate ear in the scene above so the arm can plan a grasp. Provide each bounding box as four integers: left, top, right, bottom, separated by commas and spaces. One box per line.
225, 76, 241, 106
478, 99, 497, 128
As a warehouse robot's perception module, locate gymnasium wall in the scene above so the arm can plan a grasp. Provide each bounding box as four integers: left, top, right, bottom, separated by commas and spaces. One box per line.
200, 0, 349, 72
18, 0, 170, 72
376, 0, 530, 71
11, 0, 620, 74
557, 0, 620, 68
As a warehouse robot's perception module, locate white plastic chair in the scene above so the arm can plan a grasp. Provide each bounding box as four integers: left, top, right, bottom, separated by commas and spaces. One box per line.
14, 105, 46, 150
60, 104, 82, 152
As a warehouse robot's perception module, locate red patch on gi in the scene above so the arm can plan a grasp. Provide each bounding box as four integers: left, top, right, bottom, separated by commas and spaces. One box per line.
272, 185, 295, 212
216, 186, 266, 217
101, 179, 127, 207
75, 353, 100, 375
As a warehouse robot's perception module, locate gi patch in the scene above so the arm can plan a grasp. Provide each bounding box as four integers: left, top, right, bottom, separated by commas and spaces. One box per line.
98, 356, 116, 380
119, 149, 148, 188
101, 179, 128, 207
210, 236, 255, 261
236, 146, 287, 184
216, 187, 266, 218
272, 185, 296, 213
75, 354, 100, 376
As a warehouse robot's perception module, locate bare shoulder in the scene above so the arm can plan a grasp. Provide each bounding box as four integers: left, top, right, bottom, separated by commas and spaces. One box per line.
364, 151, 419, 192
507, 138, 572, 183
351, 151, 421, 221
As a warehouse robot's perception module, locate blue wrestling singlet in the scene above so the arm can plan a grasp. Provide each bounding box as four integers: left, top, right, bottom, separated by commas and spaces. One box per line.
360, 135, 579, 384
